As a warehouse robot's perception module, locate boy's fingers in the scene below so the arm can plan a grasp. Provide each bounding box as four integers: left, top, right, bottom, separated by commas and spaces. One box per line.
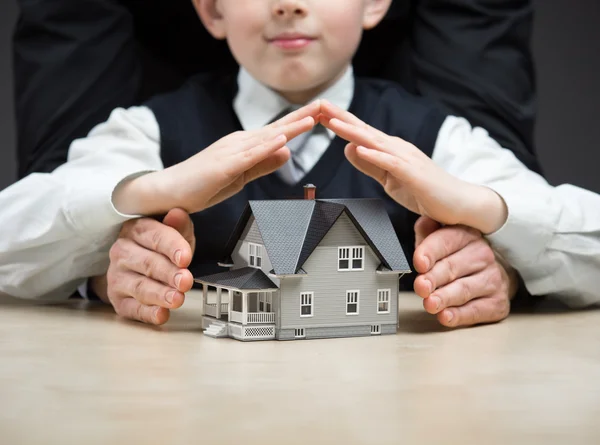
269, 100, 321, 127
320, 100, 370, 130
344, 143, 387, 184
208, 149, 290, 208
354, 145, 410, 179
263, 116, 315, 144
326, 120, 392, 155
121, 217, 193, 268
116, 297, 171, 325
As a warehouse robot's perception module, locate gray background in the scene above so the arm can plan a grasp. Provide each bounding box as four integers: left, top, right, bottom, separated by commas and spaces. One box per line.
1, 0, 599, 192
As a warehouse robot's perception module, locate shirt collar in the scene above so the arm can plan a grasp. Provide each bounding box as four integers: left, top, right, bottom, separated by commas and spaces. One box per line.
233, 65, 354, 138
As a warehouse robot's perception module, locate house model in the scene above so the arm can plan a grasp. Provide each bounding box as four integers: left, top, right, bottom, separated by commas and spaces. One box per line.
195, 184, 411, 341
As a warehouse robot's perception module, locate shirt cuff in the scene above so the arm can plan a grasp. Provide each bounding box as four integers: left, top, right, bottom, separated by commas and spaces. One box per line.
484, 183, 559, 267
63, 170, 155, 235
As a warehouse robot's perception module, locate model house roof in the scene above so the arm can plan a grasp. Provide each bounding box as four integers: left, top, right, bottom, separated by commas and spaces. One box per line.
195, 267, 278, 291
220, 197, 411, 276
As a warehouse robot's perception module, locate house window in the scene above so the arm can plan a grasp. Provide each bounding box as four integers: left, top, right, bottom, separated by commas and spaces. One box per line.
259, 292, 272, 312
248, 243, 262, 268
371, 324, 381, 335
377, 289, 391, 314
300, 292, 313, 317
294, 328, 305, 338
346, 290, 359, 315
338, 246, 364, 271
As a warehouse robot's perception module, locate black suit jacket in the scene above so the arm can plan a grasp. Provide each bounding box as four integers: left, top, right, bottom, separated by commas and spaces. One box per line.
11, 0, 540, 176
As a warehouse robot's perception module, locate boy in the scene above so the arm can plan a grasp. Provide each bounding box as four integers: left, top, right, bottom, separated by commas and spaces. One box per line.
3, 0, 590, 326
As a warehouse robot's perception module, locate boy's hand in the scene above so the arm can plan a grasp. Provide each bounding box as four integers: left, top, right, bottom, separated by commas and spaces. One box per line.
412, 216, 517, 327
318, 101, 508, 235
114, 101, 321, 216
91, 208, 195, 325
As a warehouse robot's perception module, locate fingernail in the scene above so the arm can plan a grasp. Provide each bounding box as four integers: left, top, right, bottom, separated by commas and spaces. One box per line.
166, 291, 175, 305
431, 296, 441, 311
446, 311, 454, 323
174, 274, 182, 289
175, 250, 182, 265
423, 257, 431, 270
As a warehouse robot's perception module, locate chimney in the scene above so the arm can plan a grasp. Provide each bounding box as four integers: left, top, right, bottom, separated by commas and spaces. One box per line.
304, 183, 316, 200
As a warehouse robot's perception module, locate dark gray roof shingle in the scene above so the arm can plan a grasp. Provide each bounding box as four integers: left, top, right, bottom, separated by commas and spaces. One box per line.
323, 199, 411, 272
219, 198, 410, 275
195, 267, 278, 290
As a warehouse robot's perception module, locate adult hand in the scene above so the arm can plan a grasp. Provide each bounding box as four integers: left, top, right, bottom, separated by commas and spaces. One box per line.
91, 208, 196, 325
318, 100, 508, 235
412, 216, 518, 327
114, 101, 321, 216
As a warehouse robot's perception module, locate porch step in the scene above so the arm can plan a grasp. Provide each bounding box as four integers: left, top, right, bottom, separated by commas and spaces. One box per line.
204, 322, 228, 338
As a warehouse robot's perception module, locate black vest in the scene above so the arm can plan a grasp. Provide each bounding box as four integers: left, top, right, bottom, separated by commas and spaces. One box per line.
146, 72, 448, 284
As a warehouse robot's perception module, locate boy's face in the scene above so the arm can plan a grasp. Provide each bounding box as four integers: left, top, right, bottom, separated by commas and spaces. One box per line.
195, 0, 391, 103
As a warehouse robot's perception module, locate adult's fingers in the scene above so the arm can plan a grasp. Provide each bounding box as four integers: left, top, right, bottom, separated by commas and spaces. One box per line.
120, 217, 194, 269
415, 238, 495, 300
110, 269, 185, 310
414, 216, 441, 249
109, 237, 193, 293
413, 225, 482, 275
436, 293, 510, 328
162, 208, 196, 255
421, 265, 503, 315
114, 296, 171, 325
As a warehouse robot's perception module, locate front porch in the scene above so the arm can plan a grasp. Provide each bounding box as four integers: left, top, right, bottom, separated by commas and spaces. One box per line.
195, 267, 279, 341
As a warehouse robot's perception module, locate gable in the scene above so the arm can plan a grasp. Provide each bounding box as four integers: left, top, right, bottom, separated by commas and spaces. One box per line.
240, 216, 264, 245
318, 213, 366, 247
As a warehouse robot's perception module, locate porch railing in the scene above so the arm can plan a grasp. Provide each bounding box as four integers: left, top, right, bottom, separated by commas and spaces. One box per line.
204, 303, 229, 318
230, 311, 275, 324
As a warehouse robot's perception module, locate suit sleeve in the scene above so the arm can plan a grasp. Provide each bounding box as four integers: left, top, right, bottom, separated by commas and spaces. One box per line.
409, 0, 539, 172
12, 0, 140, 178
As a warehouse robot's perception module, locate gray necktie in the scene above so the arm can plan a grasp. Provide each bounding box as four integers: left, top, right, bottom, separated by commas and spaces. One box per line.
269, 107, 325, 184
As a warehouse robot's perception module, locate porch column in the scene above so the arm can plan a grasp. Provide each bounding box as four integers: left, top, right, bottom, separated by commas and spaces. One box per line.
228, 289, 233, 320
202, 284, 207, 315
216, 287, 222, 319
242, 291, 248, 325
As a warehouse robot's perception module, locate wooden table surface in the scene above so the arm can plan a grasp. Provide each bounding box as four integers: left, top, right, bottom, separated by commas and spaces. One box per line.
1, 290, 599, 445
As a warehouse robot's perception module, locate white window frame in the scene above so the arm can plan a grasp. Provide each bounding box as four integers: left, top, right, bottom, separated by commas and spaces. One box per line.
346, 290, 360, 315
300, 292, 314, 317
248, 243, 263, 269
338, 246, 364, 271
370, 324, 381, 335
294, 328, 306, 338
377, 289, 391, 314
258, 292, 272, 312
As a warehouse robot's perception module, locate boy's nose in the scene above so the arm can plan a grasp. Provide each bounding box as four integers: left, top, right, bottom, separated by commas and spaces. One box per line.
273, 0, 308, 18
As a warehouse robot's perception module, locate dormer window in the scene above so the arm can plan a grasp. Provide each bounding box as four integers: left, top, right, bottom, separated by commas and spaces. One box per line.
338, 246, 364, 271
248, 243, 263, 268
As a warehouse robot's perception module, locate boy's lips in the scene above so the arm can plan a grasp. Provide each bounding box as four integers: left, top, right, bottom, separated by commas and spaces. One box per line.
268, 32, 316, 49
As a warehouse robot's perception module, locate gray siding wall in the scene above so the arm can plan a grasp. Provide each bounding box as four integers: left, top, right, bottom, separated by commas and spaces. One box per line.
231, 218, 280, 287
318, 213, 364, 246
279, 215, 399, 329
277, 324, 396, 340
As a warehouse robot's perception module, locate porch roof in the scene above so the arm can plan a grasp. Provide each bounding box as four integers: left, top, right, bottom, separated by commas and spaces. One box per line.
195, 267, 279, 291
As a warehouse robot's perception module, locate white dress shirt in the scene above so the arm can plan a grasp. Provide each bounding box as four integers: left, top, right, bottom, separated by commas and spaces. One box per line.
1, 66, 599, 308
